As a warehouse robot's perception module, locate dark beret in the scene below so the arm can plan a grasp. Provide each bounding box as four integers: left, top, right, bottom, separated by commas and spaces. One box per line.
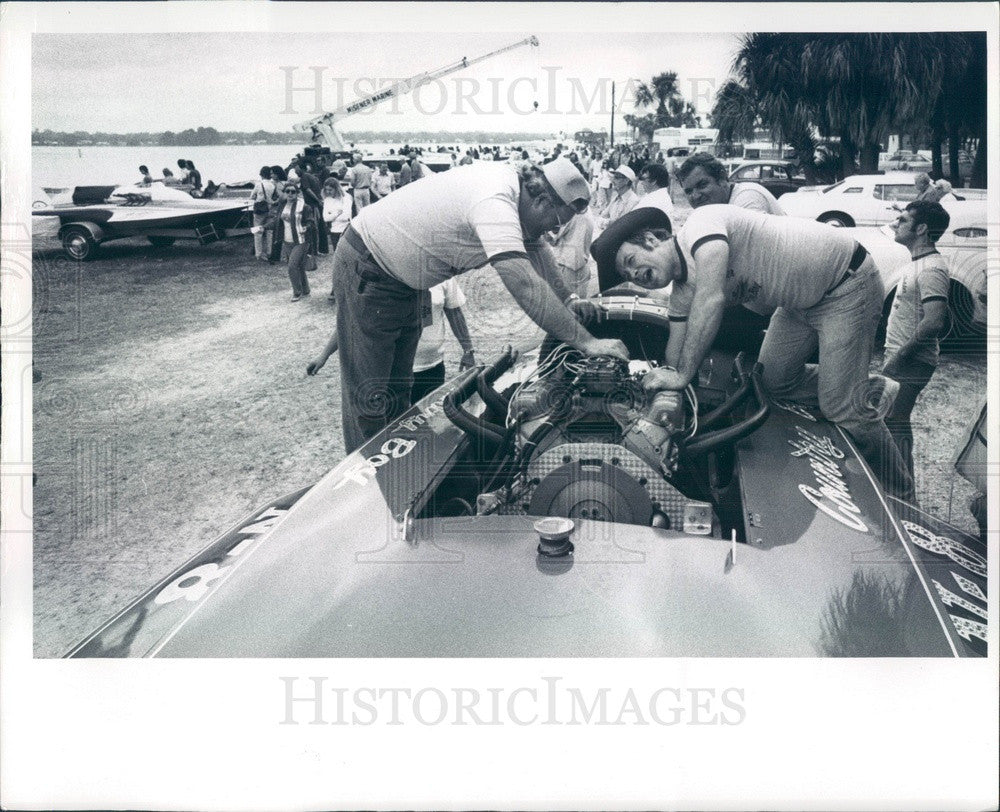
590, 206, 672, 292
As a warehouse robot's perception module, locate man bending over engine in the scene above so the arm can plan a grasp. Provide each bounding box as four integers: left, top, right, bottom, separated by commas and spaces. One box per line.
595, 203, 914, 500
325, 157, 627, 452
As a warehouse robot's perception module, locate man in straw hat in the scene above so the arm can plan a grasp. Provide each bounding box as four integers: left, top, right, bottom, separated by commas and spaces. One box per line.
589, 203, 914, 500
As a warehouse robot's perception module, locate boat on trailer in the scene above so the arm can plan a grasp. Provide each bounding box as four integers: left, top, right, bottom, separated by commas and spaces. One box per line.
32, 182, 253, 260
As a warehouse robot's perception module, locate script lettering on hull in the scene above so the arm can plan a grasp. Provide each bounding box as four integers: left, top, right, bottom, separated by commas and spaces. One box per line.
789, 425, 867, 533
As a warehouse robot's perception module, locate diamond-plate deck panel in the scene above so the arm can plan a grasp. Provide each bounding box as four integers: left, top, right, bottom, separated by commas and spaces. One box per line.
511, 442, 687, 528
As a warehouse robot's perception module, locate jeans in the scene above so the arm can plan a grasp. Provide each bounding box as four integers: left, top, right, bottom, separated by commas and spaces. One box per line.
332, 234, 422, 452
353, 188, 371, 210
285, 241, 311, 296
313, 204, 329, 254
757, 259, 915, 501
327, 231, 342, 294
883, 357, 935, 478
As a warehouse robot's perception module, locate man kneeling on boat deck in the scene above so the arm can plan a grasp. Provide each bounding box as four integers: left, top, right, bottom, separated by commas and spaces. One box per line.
592, 203, 915, 501
326, 157, 628, 453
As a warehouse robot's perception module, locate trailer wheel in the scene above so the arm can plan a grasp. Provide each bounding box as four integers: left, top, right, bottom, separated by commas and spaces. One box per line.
147, 236, 177, 247
61, 225, 98, 261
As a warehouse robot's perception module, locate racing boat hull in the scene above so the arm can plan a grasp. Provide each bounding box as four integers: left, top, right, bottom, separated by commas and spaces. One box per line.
65, 298, 987, 658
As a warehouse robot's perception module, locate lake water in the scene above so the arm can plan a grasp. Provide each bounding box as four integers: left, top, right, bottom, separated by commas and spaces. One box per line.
31, 139, 559, 199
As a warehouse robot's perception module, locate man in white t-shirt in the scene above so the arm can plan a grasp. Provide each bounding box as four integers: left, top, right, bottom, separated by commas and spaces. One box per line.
347, 155, 374, 210
326, 157, 627, 451
677, 153, 785, 215
596, 204, 914, 500
882, 200, 951, 477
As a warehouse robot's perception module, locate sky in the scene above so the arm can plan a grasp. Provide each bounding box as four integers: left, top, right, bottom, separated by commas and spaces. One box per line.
31, 31, 741, 136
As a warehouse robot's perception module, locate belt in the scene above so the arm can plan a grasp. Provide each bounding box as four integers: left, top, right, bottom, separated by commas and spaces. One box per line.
828, 243, 869, 293
343, 225, 407, 286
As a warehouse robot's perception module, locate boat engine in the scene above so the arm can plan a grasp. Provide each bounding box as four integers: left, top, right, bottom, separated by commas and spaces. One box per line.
483, 351, 695, 529
442, 301, 770, 534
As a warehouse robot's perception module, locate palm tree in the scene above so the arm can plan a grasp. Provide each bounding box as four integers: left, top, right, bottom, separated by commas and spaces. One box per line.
801, 34, 953, 173
931, 32, 985, 187
633, 82, 655, 115
636, 113, 659, 143
634, 71, 691, 130
711, 80, 758, 143
622, 113, 638, 144
960, 31, 988, 188
725, 34, 822, 178
727, 33, 972, 177
650, 72, 681, 122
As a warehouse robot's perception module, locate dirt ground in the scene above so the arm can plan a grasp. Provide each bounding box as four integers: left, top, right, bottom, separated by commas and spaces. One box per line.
31, 230, 987, 657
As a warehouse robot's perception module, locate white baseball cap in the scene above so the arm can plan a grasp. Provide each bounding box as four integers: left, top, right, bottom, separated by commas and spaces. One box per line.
540, 157, 590, 211
612, 164, 636, 184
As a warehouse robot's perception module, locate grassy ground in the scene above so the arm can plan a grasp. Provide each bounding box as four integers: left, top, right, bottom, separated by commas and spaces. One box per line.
31, 229, 987, 657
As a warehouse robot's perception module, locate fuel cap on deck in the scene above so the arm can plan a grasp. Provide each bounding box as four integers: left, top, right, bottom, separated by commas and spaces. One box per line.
534, 516, 575, 557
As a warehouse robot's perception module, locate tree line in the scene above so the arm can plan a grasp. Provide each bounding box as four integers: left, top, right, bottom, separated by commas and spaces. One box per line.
32, 127, 553, 148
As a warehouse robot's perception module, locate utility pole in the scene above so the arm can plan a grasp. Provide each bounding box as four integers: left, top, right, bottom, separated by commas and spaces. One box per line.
610, 81, 615, 148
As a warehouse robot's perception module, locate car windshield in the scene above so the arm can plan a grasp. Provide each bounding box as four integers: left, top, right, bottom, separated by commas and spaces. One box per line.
822, 181, 843, 193
875, 184, 919, 202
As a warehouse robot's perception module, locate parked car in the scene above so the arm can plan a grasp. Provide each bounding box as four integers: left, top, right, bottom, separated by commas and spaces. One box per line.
879, 150, 933, 173
728, 159, 810, 197
64, 298, 986, 659
776, 172, 984, 227
719, 158, 745, 175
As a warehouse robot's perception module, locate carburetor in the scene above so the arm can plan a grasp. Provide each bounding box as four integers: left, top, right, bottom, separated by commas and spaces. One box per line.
620, 389, 685, 477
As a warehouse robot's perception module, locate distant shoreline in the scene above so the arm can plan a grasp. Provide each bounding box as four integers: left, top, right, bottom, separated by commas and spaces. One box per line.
32, 132, 556, 149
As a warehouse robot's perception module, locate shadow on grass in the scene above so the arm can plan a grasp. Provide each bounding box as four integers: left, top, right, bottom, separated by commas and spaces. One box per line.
32, 235, 260, 282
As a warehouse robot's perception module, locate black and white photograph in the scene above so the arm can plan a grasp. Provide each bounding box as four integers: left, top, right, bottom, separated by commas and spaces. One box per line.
1, 2, 997, 809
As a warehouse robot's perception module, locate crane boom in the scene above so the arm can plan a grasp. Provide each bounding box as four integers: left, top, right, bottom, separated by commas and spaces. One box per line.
294, 35, 539, 149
